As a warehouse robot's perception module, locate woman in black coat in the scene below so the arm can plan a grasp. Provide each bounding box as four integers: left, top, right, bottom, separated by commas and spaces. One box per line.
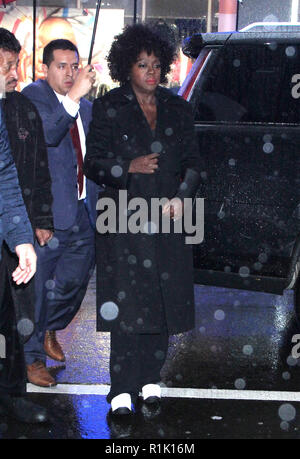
84, 24, 201, 415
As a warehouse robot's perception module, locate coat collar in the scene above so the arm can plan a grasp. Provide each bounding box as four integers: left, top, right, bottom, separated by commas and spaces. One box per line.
119, 82, 174, 105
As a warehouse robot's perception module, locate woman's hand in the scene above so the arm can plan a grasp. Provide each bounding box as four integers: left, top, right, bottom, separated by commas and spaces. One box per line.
162, 197, 184, 221
129, 153, 159, 174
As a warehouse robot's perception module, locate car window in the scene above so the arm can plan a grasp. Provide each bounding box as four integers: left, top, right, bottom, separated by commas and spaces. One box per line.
194, 43, 300, 124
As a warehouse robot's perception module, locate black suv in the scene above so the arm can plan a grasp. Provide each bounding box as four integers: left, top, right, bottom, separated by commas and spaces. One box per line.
179, 31, 300, 315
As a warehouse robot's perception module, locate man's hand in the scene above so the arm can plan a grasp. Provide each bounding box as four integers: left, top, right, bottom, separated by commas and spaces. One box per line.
67, 65, 96, 103
12, 243, 37, 285
35, 228, 53, 246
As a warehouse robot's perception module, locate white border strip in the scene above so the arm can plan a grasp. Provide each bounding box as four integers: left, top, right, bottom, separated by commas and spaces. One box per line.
26, 384, 300, 402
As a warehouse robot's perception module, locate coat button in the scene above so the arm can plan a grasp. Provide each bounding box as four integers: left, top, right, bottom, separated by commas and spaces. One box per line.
122, 134, 128, 141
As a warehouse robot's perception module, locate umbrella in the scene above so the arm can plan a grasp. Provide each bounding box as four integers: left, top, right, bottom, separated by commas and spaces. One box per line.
88, 0, 102, 65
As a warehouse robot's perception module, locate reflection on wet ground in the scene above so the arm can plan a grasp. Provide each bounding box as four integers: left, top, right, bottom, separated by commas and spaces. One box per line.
2, 273, 300, 439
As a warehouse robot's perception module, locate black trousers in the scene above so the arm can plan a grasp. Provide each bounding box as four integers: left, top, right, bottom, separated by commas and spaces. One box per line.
0, 254, 26, 395
107, 327, 169, 404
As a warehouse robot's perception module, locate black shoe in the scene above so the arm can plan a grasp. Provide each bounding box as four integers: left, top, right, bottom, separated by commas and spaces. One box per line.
0, 395, 48, 424
107, 409, 134, 439
140, 400, 162, 420
112, 407, 132, 416
143, 395, 161, 405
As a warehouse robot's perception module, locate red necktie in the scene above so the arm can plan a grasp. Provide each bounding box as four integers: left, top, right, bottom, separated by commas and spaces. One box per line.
70, 120, 83, 198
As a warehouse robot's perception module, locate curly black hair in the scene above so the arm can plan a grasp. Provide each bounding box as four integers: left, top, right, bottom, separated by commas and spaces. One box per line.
107, 23, 177, 85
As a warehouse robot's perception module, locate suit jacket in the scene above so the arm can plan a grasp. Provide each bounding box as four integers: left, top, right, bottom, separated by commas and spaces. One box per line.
0, 104, 33, 260
22, 79, 98, 230
3, 91, 53, 232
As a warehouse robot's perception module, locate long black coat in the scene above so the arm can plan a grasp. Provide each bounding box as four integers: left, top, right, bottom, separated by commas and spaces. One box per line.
84, 84, 200, 334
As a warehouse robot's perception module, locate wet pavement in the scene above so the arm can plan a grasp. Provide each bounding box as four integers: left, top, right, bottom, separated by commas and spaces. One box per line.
2, 272, 300, 440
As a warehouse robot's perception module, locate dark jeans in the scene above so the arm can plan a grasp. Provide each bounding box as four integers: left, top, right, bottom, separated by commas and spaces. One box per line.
107, 327, 169, 404
24, 201, 95, 365
0, 255, 26, 395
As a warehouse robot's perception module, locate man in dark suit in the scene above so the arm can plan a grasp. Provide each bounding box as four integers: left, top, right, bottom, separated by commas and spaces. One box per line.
22, 39, 98, 387
0, 27, 53, 349
0, 104, 48, 423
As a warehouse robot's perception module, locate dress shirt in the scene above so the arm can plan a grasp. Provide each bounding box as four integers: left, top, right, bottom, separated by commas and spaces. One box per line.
54, 92, 87, 200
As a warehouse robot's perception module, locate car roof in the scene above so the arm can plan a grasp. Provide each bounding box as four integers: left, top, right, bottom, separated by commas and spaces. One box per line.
182, 30, 300, 58
241, 22, 300, 31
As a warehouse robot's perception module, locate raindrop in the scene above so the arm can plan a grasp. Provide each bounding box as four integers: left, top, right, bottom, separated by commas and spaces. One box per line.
228, 158, 236, 167
45, 279, 55, 290
267, 42, 278, 51
282, 371, 291, 380
48, 237, 59, 250
199, 326, 206, 334
278, 403, 296, 422
200, 171, 207, 180
285, 46, 296, 57
287, 355, 298, 366
17, 318, 34, 337
263, 134, 272, 143
28, 111, 36, 120
258, 253, 268, 263
151, 141, 163, 153
42, 204, 49, 212
111, 165, 123, 177
100, 301, 119, 321
242, 345, 253, 356
107, 108, 116, 118
280, 421, 289, 431
47, 291, 55, 300
155, 350, 165, 360
263, 142, 274, 154
117, 291, 126, 301
234, 378, 246, 390
113, 364, 121, 373
233, 59, 240, 67
128, 254, 137, 265
143, 259, 152, 268
224, 266, 231, 273
23, 188, 31, 196
161, 272, 169, 281
239, 266, 250, 278
253, 262, 262, 271
13, 216, 20, 224
179, 182, 188, 191
214, 309, 225, 321
165, 128, 173, 136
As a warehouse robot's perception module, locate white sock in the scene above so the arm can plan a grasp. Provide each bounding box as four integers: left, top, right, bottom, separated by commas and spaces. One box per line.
142, 384, 161, 400
111, 393, 132, 412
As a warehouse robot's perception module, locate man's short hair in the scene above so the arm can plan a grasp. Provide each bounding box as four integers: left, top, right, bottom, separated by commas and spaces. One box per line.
0, 28, 21, 54
43, 39, 79, 67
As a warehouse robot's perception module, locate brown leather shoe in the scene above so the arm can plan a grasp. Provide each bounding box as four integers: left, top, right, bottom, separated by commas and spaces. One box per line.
44, 331, 65, 362
27, 361, 56, 387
